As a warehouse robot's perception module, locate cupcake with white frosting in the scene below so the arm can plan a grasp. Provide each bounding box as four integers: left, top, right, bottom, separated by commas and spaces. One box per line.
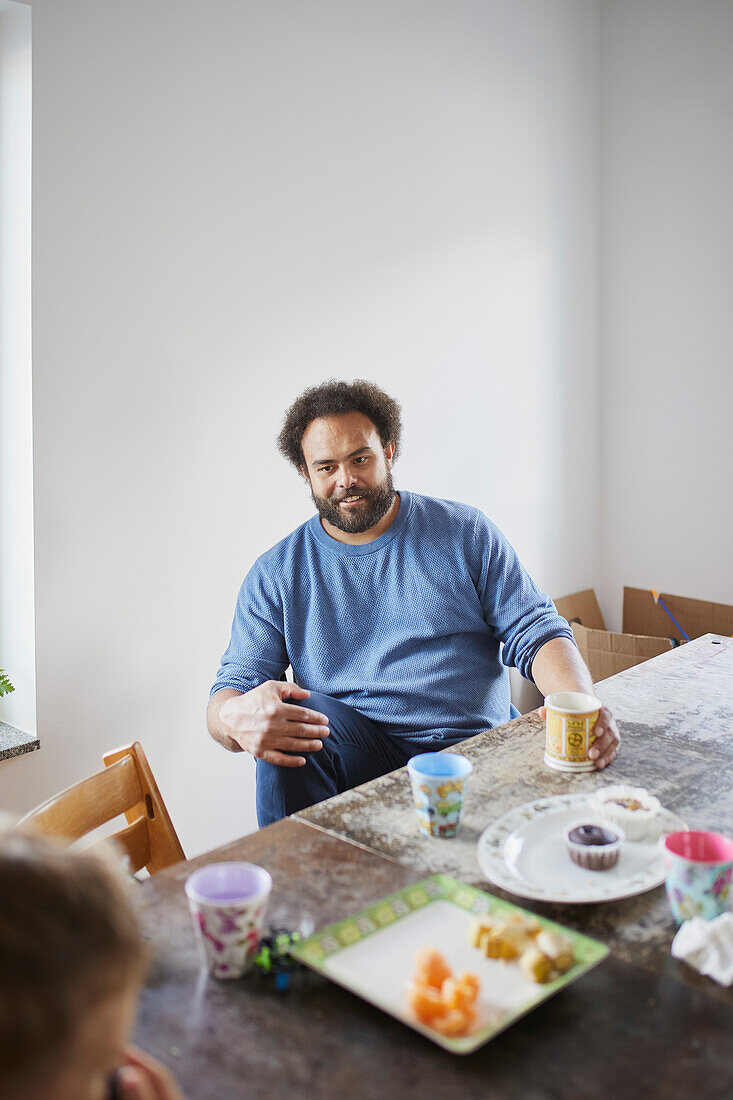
590, 785, 661, 841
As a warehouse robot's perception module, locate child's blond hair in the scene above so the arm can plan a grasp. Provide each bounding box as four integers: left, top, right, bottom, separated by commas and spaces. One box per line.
0, 831, 146, 1093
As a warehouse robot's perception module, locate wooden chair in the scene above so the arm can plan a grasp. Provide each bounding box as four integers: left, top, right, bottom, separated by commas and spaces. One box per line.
17, 741, 185, 874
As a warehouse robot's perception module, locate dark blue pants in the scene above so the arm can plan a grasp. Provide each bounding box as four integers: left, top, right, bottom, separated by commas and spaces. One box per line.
255, 692, 435, 828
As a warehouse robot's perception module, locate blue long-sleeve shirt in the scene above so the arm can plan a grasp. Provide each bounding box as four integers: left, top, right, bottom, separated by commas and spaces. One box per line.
211, 491, 574, 746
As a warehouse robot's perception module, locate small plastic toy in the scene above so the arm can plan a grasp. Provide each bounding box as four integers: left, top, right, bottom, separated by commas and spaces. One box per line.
253, 928, 303, 991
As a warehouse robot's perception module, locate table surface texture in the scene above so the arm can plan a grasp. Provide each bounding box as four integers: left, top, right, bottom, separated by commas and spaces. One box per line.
135, 635, 733, 1098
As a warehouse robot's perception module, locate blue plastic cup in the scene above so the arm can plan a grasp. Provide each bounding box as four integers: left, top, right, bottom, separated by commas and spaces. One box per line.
406, 752, 473, 838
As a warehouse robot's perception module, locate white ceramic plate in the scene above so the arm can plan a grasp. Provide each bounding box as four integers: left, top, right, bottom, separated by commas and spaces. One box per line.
477, 794, 686, 904
291, 874, 608, 1054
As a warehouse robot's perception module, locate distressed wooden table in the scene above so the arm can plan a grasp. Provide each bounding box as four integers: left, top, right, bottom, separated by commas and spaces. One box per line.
297, 634, 733, 975
135, 636, 733, 1098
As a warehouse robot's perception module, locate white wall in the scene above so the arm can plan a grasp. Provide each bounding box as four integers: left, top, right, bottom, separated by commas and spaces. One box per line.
0, 0, 600, 855
600, 0, 733, 628
0, 2, 35, 736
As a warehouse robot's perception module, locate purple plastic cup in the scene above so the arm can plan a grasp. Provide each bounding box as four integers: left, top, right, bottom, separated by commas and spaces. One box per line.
185, 861, 272, 979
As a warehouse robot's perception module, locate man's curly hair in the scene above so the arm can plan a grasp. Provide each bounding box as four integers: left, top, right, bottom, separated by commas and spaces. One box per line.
277, 379, 403, 469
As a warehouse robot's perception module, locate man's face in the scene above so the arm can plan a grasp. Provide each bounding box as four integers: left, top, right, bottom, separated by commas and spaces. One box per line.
300, 411, 396, 535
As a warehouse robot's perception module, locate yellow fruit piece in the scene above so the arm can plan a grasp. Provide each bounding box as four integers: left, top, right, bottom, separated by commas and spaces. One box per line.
518, 944, 554, 984
484, 922, 532, 960
523, 916, 543, 939
469, 915, 499, 947
469, 917, 487, 947
534, 930, 574, 972
503, 911, 525, 926
478, 927, 493, 955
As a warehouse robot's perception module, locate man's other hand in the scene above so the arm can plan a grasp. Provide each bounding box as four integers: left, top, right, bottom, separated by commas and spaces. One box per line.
538, 704, 620, 770
218, 681, 330, 767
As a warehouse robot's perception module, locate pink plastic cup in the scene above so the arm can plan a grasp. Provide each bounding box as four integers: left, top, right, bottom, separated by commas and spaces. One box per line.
661, 830, 733, 923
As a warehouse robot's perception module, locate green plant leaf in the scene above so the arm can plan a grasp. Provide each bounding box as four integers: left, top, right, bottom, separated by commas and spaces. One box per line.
0, 670, 15, 698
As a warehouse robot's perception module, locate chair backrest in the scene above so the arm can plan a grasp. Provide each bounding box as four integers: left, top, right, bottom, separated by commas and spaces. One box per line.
17, 741, 185, 874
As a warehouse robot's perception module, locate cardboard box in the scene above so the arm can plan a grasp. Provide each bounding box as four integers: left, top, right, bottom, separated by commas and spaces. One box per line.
622, 586, 733, 644
553, 589, 674, 682
554, 586, 733, 682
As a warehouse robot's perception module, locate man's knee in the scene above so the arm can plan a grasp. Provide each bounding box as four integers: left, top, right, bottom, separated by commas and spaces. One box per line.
290, 691, 356, 730
255, 748, 336, 828
256, 758, 299, 827
256, 693, 392, 828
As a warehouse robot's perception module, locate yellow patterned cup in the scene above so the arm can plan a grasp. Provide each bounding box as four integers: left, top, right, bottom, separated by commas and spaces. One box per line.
544, 692, 601, 773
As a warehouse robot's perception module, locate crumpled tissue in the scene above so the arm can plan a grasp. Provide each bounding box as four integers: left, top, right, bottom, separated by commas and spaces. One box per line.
671, 912, 733, 986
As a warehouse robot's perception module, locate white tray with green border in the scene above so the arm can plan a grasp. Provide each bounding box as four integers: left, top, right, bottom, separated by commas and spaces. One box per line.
290, 873, 609, 1054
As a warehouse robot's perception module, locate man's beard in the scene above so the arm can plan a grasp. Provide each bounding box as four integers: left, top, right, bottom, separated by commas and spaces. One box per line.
311, 471, 396, 534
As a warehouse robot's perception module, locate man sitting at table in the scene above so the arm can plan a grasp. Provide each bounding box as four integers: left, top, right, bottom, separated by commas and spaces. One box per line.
207, 380, 620, 827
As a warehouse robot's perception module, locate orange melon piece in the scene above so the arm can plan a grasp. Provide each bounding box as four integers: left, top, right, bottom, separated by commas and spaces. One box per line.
408, 950, 480, 1036
407, 980, 447, 1023
457, 971, 480, 1002
432, 1007, 473, 1036
441, 972, 480, 1010
414, 947, 452, 990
